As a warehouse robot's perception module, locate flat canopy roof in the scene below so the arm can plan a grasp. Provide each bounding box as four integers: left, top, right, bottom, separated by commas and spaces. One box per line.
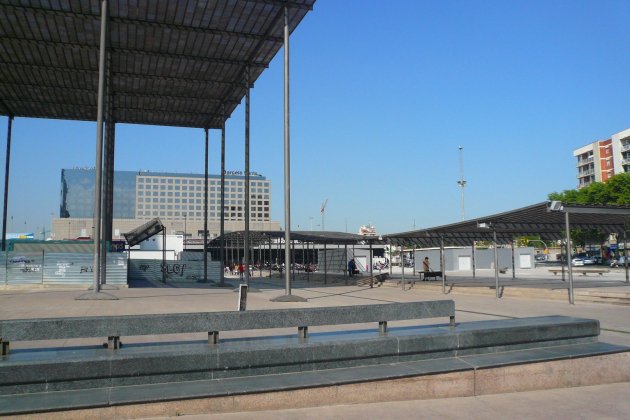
209, 230, 384, 247
384, 202, 630, 247
0, 0, 315, 128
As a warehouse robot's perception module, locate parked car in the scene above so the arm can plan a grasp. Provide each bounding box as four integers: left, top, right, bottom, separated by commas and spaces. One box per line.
581, 256, 597, 265
534, 254, 547, 262
571, 258, 585, 267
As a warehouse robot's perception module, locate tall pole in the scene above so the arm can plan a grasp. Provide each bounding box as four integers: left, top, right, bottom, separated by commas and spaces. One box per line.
203, 128, 209, 282
323, 242, 327, 285
101, 121, 115, 286
244, 68, 250, 286
92, 0, 108, 295
625, 229, 629, 284
283, 5, 291, 295
472, 241, 476, 278
565, 212, 574, 304
457, 146, 466, 221
401, 244, 405, 288
220, 112, 226, 285
440, 236, 445, 294
1, 116, 13, 252
493, 229, 499, 298
511, 240, 516, 279
369, 241, 374, 287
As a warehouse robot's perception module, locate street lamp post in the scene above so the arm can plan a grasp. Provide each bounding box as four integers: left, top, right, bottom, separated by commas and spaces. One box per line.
183, 213, 187, 251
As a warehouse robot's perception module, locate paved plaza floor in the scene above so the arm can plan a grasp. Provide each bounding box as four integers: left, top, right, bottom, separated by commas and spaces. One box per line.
1, 265, 629, 418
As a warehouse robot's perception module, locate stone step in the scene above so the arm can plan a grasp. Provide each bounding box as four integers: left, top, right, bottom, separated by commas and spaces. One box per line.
1, 341, 627, 417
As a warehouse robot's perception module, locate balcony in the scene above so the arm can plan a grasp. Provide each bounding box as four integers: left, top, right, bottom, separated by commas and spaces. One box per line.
577, 169, 594, 178
622, 143, 630, 152
575, 157, 594, 167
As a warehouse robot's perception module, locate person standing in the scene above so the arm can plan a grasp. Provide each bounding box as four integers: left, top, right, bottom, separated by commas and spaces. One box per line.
422, 256, 430, 281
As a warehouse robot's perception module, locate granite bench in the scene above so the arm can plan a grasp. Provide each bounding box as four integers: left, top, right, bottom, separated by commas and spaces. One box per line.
422, 271, 443, 281
0, 300, 455, 355
549, 268, 609, 276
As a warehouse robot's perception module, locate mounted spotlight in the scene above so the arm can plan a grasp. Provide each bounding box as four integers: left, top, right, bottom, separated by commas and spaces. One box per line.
548, 201, 564, 212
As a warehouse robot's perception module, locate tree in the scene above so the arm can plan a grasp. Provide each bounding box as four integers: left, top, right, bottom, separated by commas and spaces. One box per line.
548, 174, 630, 253
548, 173, 630, 205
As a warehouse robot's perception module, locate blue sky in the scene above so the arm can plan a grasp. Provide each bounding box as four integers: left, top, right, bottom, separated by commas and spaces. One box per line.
1, 0, 629, 235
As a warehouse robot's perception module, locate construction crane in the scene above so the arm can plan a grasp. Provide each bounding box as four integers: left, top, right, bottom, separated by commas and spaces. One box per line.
320, 198, 328, 231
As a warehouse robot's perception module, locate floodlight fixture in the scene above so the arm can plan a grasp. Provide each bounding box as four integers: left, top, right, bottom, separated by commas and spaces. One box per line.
548, 201, 564, 212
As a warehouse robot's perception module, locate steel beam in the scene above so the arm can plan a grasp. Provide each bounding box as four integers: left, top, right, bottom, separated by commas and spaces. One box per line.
204, 128, 209, 282
244, 68, 250, 286
565, 212, 574, 304
0, 62, 253, 89
1, 115, 13, 252
1, 38, 268, 69
92, 0, 108, 294
219, 114, 226, 286
1, 3, 287, 42
493, 230, 499, 299
283, 5, 292, 295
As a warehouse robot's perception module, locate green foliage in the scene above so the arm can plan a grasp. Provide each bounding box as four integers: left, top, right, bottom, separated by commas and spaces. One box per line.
548, 174, 629, 248
515, 236, 544, 248
570, 228, 608, 248
548, 173, 630, 205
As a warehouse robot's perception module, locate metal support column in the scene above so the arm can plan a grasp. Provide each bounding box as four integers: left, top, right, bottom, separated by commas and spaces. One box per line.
625, 229, 629, 284
401, 245, 405, 289
162, 226, 166, 283
204, 128, 209, 282
272, 5, 305, 301
101, 121, 115, 286
493, 230, 499, 298
472, 242, 476, 278
244, 68, 250, 286
78, 0, 117, 300
369, 241, 373, 287
412, 246, 416, 276
269, 236, 272, 277
388, 239, 393, 276
324, 242, 327, 285
565, 212, 574, 304
220, 114, 226, 285
440, 236, 445, 294
1, 116, 13, 252
511, 240, 516, 279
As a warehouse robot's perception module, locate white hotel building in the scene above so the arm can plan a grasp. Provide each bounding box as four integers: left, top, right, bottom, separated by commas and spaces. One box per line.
53, 169, 280, 240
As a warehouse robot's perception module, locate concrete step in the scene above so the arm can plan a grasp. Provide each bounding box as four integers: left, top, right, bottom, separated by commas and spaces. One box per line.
1, 341, 628, 417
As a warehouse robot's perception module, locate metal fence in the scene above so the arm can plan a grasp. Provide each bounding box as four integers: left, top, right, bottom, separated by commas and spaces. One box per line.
128, 259, 221, 283
0, 252, 127, 286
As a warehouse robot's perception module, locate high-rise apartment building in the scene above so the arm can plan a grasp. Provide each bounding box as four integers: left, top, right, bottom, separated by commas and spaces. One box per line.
53, 169, 280, 240
573, 128, 630, 189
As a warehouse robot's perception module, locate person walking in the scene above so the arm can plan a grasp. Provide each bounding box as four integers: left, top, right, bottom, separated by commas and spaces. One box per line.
238, 263, 245, 281
422, 256, 430, 281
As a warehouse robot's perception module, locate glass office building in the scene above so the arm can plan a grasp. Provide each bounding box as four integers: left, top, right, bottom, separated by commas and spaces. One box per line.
60, 168, 136, 218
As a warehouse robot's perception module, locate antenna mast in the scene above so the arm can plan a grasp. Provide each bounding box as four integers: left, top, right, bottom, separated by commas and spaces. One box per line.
457, 146, 466, 220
